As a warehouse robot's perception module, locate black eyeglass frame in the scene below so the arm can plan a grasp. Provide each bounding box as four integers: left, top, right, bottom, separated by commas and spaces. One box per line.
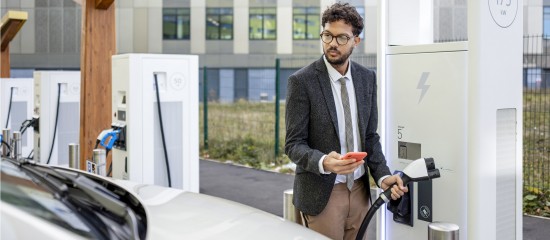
319, 32, 355, 45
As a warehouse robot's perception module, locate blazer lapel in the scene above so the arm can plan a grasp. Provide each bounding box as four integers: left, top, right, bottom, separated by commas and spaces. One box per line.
351, 62, 368, 149
315, 58, 340, 138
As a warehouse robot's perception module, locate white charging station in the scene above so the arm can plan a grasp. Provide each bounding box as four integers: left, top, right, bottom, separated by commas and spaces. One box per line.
111, 54, 199, 193
1, 78, 34, 158
378, 0, 522, 240
33, 71, 81, 166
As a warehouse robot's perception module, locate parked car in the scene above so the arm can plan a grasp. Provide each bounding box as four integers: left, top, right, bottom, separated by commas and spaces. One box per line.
0, 157, 328, 239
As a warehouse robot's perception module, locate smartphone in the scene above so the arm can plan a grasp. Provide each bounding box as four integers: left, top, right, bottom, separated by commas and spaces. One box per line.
341, 152, 368, 161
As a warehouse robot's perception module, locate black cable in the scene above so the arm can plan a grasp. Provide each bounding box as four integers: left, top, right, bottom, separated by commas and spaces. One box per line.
106, 149, 112, 177
4, 87, 14, 129
107, 162, 112, 177
19, 119, 32, 136
1, 140, 11, 156
355, 197, 386, 240
19, 119, 30, 132
26, 149, 34, 160
153, 73, 172, 187
20, 117, 38, 135
46, 83, 61, 165
356, 174, 412, 240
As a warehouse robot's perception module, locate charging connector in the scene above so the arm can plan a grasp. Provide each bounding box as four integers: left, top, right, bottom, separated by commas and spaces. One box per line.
355, 158, 442, 240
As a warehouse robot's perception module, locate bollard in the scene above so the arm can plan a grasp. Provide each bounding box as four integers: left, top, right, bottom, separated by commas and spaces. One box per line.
283, 189, 296, 222
428, 222, 459, 240
2, 129, 10, 157
92, 149, 106, 176
12, 131, 22, 160
69, 143, 79, 169
283, 189, 303, 225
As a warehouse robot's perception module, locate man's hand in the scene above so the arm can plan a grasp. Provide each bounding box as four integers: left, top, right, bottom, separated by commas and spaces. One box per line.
381, 174, 409, 200
322, 151, 364, 174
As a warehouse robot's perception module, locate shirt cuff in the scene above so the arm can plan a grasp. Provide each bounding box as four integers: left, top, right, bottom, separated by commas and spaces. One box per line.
318, 155, 331, 174
378, 175, 390, 187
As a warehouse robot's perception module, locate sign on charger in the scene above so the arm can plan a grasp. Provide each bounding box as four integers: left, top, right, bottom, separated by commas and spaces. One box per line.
87, 160, 97, 174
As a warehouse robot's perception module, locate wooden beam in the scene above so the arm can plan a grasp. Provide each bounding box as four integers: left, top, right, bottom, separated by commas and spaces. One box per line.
95, 0, 115, 10
0, 11, 27, 78
1, 46, 9, 78
0, 11, 28, 51
80, 0, 116, 170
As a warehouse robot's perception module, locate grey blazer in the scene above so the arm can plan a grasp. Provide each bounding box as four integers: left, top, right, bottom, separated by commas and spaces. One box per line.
284, 56, 391, 216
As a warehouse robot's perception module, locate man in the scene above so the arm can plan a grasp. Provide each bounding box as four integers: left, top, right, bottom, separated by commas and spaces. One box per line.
285, 3, 407, 239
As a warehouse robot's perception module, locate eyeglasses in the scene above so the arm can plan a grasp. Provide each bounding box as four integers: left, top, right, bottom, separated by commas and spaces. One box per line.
320, 33, 353, 45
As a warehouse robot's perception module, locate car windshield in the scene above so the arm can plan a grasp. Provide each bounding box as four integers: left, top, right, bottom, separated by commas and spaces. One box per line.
1, 158, 147, 240
1, 160, 94, 238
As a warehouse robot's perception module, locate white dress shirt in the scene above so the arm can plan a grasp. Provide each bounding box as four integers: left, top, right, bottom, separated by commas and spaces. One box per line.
318, 55, 364, 184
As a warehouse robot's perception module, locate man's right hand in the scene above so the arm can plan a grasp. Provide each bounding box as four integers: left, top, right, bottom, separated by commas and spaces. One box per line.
322, 151, 364, 174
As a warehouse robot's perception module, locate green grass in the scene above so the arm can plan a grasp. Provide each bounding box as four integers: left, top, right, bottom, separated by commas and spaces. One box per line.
523, 90, 550, 217
199, 100, 289, 171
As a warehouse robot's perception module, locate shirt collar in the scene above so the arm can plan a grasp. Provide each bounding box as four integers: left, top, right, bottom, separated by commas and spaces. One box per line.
323, 55, 352, 83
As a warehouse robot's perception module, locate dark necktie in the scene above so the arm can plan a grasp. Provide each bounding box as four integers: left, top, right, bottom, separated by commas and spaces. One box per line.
339, 77, 355, 190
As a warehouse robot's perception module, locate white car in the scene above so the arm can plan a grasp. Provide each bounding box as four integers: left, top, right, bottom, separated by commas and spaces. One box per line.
0, 157, 328, 239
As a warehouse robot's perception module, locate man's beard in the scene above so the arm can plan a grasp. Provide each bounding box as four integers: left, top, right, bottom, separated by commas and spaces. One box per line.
325, 46, 354, 66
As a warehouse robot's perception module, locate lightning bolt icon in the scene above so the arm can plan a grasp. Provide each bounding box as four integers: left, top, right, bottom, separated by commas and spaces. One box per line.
417, 72, 430, 104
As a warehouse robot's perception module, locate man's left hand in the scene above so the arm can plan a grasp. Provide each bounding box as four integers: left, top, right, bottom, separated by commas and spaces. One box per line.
381, 174, 409, 200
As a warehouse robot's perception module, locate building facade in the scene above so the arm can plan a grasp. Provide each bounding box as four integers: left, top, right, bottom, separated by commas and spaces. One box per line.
1, 0, 548, 100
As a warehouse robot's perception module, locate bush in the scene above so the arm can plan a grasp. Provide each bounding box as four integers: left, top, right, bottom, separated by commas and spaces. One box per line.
523, 186, 550, 217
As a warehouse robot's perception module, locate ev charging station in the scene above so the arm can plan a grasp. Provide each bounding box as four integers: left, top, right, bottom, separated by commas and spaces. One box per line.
378, 0, 522, 240
33, 71, 81, 166
111, 54, 199, 193
1, 78, 34, 158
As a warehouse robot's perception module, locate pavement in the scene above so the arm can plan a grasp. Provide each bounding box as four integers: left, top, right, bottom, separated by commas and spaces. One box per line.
199, 159, 550, 240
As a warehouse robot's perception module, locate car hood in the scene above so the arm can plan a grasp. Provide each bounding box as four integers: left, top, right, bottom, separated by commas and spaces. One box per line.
112, 180, 328, 240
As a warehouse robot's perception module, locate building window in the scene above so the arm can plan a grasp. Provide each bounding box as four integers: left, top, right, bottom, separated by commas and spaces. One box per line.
206, 8, 233, 40
293, 7, 320, 40
544, 7, 550, 38
163, 8, 190, 40
249, 8, 277, 40
356, 7, 365, 39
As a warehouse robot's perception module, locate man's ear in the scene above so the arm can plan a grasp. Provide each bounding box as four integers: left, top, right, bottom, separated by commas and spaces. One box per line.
354, 36, 361, 47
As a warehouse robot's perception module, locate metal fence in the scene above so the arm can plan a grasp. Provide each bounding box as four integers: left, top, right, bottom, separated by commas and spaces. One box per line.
523, 35, 550, 192
198, 55, 376, 169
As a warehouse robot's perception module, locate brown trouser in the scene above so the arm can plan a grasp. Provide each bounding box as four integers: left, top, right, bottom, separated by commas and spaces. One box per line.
303, 180, 370, 240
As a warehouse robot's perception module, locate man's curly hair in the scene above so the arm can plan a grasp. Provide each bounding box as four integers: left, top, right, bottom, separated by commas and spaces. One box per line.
321, 2, 364, 36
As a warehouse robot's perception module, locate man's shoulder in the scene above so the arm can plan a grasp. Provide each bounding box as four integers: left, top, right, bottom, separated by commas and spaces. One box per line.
351, 60, 374, 75
290, 58, 323, 79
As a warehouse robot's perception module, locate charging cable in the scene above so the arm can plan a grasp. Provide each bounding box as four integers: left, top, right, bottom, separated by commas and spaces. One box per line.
46, 83, 61, 164
0, 134, 11, 157
1, 134, 12, 157
4, 87, 14, 129
153, 73, 172, 188
19, 115, 39, 135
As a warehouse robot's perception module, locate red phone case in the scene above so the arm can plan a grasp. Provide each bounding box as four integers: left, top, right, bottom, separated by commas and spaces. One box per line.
341, 152, 368, 161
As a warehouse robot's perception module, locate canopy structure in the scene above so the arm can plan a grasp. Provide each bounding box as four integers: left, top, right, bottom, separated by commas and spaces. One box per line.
0, 10, 27, 78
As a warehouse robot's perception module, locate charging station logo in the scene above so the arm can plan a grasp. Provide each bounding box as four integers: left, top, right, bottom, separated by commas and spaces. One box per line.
420, 205, 431, 219
416, 72, 430, 104
488, 0, 518, 28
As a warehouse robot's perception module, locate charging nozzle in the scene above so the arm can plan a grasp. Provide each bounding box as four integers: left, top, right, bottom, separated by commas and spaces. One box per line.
355, 157, 442, 240
100, 129, 120, 151
425, 157, 435, 170
428, 169, 441, 179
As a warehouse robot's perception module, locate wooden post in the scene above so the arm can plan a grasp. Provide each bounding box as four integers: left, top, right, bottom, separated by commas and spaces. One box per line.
0, 11, 28, 78
79, 0, 116, 170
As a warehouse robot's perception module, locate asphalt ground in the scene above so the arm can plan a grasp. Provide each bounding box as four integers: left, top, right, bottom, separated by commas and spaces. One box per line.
199, 159, 550, 240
